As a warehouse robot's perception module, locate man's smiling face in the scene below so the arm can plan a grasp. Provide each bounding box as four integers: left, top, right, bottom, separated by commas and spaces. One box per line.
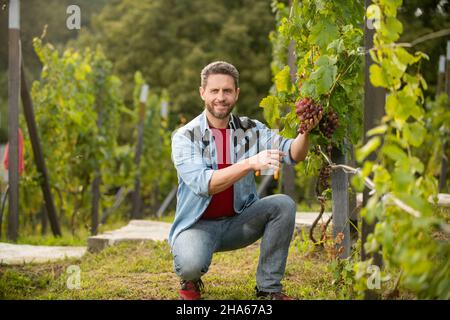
200, 74, 240, 120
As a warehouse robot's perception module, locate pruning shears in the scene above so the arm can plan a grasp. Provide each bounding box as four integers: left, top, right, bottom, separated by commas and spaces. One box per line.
255, 170, 279, 180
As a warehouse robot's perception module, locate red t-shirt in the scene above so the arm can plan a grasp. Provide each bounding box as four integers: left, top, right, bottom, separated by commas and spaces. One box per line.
201, 126, 235, 220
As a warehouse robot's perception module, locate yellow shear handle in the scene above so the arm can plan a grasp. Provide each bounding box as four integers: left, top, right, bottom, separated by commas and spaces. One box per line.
255, 170, 279, 180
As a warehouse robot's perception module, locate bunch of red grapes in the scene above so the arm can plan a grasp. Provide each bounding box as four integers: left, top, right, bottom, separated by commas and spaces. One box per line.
319, 109, 339, 139
296, 98, 340, 191
295, 98, 323, 134
319, 165, 332, 190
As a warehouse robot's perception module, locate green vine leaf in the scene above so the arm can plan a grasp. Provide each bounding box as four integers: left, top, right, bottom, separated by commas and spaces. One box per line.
382, 17, 403, 42
403, 122, 426, 147
310, 55, 337, 95
382, 144, 407, 161
260, 95, 281, 128
369, 64, 388, 88
274, 65, 292, 93
308, 19, 339, 48
356, 136, 381, 162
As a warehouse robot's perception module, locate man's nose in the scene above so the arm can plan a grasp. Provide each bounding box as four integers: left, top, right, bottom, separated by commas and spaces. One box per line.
217, 90, 225, 100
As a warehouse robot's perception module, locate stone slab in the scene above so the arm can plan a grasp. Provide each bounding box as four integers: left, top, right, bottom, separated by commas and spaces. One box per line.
434, 193, 450, 207
0, 243, 86, 265
295, 211, 332, 232
87, 220, 172, 252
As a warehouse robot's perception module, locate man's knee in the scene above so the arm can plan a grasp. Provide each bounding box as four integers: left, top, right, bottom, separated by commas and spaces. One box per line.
268, 194, 297, 226
173, 255, 210, 280
272, 194, 296, 221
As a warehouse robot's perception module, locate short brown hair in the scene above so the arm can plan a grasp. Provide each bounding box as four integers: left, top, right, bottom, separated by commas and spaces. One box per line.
200, 61, 239, 89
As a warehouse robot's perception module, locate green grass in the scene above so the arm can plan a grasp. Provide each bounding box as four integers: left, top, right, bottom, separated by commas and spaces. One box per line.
0, 231, 348, 300
3, 207, 443, 299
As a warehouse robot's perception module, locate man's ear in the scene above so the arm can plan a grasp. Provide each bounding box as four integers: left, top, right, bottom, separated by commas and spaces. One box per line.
235, 87, 240, 101
199, 86, 205, 101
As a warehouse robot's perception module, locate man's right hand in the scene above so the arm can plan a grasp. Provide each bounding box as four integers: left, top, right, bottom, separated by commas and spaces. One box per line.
246, 149, 286, 172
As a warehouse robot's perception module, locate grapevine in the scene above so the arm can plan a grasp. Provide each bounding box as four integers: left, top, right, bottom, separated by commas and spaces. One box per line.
18, 39, 176, 234
265, 0, 450, 298
351, 1, 450, 299
20, 39, 128, 233
262, 0, 364, 243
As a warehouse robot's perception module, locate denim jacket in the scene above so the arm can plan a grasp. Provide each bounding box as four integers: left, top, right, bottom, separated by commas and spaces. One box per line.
169, 110, 296, 248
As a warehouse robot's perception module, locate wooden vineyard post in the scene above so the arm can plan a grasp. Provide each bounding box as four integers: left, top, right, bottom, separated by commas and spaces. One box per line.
446, 41, 450, 96
362, 0, 384, 299
439, 42, 450, 192
436, 55, 445, 95
156, 186, 177, 218
21, 62, 61, 236
7, 0, 20, 241
90, 109, 103, 235
131, 84, 149, 219
91, 173, 101, 235
331, 144, 356, 259
257, 175, 274, 198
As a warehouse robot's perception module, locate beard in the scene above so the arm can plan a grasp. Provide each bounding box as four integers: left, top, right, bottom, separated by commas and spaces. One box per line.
205, 101, 235, 120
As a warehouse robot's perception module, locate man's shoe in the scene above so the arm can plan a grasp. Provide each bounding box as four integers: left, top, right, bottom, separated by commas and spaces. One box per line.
255, 286, 294, 300
179, 279, 204, 300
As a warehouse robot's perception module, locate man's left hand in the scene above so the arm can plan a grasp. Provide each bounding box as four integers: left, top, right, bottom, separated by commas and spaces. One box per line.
298, 109, 323, 135
307, 110, 323, 133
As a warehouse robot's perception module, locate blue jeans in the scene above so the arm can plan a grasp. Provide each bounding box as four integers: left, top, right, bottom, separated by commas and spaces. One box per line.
172, 194, 296, 293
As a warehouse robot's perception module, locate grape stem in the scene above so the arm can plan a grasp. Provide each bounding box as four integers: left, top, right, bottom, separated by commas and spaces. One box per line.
326, 55, 360, 98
